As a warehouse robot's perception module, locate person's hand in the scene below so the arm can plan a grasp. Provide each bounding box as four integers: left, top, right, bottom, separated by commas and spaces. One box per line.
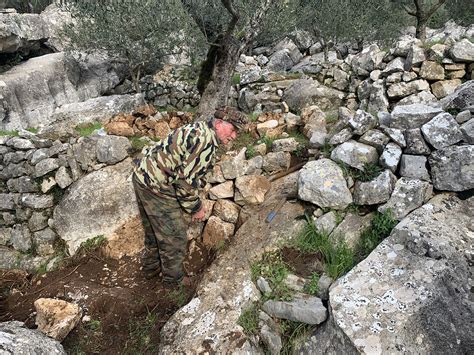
191, 205, 206, 222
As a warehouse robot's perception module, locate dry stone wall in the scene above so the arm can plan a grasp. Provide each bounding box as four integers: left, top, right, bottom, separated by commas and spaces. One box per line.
0, 130, 133, 271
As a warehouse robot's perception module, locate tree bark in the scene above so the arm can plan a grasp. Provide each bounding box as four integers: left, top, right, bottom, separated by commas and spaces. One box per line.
416, 19, 427, 42
195, 36, 241, 120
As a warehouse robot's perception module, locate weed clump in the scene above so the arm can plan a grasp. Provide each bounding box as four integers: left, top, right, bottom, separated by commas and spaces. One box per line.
356, 210, 398, 260
292, 218, 355, 279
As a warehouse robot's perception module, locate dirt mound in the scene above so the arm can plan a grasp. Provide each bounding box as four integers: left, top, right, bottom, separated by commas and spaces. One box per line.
0, 244, 208, 354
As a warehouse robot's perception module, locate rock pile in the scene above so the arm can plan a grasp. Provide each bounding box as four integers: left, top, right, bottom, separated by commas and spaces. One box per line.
233, 22, 473, 114
0, 129, 135, 269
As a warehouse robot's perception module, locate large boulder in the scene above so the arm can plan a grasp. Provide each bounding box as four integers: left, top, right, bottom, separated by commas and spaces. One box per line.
0, 321, 66, 354
450, 38, 474, 62
0, 3, 70, 52
52, 158, 138, 254
300, 194, 473, 355
428, 145, 474, 191
0, 52, 127, 130
282, 78, 345, 112
42, 94, 145, 135
298, 159, 353, 210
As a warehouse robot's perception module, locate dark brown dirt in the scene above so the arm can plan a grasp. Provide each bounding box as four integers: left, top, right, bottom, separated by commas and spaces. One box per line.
281, 246, 325, 278
0, 243, 211, 354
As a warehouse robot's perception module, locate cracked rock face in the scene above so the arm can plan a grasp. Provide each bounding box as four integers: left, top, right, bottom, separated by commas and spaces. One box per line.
298, 194, 474, 355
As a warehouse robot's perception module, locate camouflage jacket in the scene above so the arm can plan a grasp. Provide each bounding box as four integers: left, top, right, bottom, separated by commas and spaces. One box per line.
133, 121, 218, 214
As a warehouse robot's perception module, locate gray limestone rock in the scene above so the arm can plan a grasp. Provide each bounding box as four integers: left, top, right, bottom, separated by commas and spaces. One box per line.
428, 145, 474, 191
378, 178, 433, 220
421, 112, 463, 149
0, 227, 12, 245
11, 224, 32, 252
380, 127, 406, 148
6, 137, 35, 150
399, 155, 430, 181
387, 79, 429, 98
353, 170, 398, 205
461, 119, 474, 143
405, 44, 426, 69
308, 131, 328, 149
450, 38, 474, 62
28, 211, 50, 232
53, 159, 138, 254
282, 78, 345, 112
404, 129, 431, 155
3, 151, 26, 164
272, 138, 302, 152
314, 211, 338, 234
257, 277, 272, 295
381, 57, 405, 76
0, 193, 16, 210
20, 194, 54, 209
72, 137, 99, 171
262, 152, 291, 173
33, 228, 57, 256
0, 321, 66, 355
6, 176, 39, 193
332, 212, 374, 249
30, 148, 49, 165
298, 159, 352, 210
55, 166, 73, 189
35, 158, 60, 178
96, 135, 131, 164
351, 45, 385, 76
329, 128, 353, 145
390, 104, 443, 129
316, 275, 333, 301
258, 311, 282, 355
304, 194, 473, 355
330, 140, 379, 170
431, 79, 462, 99
359, 130, 390, 153
440, 80, 474, 112
348, 110, 377, 136
419, 61, 444, 80
262, 296, 327, 325
455, 110, 471, 124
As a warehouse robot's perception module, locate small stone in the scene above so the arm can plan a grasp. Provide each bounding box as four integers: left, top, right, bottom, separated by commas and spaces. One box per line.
461, 119, 474, 143
35, 158, 60, 178
421, 112, 463, 149
262, 296, 327, 325
419, 61, 444, 80
234, 175, 271, 205
330, 140, 379, 170
272, 138, 301, 152
212, 199, 240, 224
431, 79, 462, 99
380, 127, 406, 148
353, 170, 398, 205
20, 194, 54, 209
359, 130, 390, 153
209, 181, 234, 200
309, 131, 328, 148
332, 212, 374, 249
455, 110, 472, 124
55, 167, 73, 189
33, 228, 57, 256
257, 277, 272, 294
348, 110, 377, 135
262, 152, 291, 173
314, 211, 338, 234
404, 129, 431, 155
329, 128, 353, 145
41, 177, 57, 193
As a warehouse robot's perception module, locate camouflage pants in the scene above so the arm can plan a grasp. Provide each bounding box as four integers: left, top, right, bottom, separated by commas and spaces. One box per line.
132, 174, 188, 283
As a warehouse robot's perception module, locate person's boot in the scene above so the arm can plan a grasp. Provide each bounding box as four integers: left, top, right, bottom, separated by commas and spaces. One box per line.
142, 247, 162, 279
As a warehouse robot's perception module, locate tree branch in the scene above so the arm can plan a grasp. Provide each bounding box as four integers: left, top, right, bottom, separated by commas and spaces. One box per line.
220, 0, 240, 40
426, 0, 447, 19
180, 0, 221, 41
241, 0, 273, 49
402, 4, 416, 16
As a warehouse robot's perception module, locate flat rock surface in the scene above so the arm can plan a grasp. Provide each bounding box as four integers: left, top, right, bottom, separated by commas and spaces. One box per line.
299, 194, 474, 354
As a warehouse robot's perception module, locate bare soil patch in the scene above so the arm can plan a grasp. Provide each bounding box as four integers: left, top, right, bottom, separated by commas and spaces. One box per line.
0, 243, 210, 354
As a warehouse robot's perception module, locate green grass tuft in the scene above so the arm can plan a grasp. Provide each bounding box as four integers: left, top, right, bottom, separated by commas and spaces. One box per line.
0, 130, 19, 136
75, 122, 103, 137
237, 303, 260, 335
303, 272, 319, 296
128, 136, 149, 153
292, 218, 355, 279
260, 135, 277, 150
246, 145, 257, 159
26, 127, 39, 134
251, 251, 293, 301
356, 210, 398, 260
247, 112, 259, 122
123, 312, 158, 354
232, 73, 241, 85
77, 235, 106, 255
355, 162, 383, 182
280, 320, 313, 354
